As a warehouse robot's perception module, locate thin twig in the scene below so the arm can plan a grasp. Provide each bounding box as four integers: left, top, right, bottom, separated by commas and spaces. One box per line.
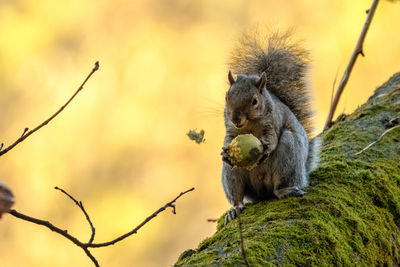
86, 187, 195, 248
8, 209, 84, 247
83, 248, 99, 267
355, 125, 400, 155
330, 70, 339, 107
388, 87, 400, 97
8, 209, 99, 266
55, 186, 96, 244
0, 61, 100, 157
324, 0, 380, 131
236, 206, 249, 267
8, 187, 194, 266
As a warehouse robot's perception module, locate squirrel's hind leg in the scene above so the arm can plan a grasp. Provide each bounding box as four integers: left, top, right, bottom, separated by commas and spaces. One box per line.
271, 130, 308, 199
274, 186, 306, 199
222, 163, 247, 224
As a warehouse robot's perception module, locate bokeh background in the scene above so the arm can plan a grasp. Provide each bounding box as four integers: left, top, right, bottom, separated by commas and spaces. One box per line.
0, 0, 399, 266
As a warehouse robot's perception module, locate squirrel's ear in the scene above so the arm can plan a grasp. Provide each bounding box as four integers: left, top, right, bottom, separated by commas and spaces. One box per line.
228, 70, 236, 86
256, 72, 267, 92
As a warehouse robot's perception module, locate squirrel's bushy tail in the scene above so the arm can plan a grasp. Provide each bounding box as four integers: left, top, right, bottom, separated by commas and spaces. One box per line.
229, 30, 314, 137
306, 136, 322, 174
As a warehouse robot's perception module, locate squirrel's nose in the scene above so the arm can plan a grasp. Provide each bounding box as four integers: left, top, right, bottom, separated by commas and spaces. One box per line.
234, 122, 244, 128
231, 112, 246, 128
232, 117, 246, 128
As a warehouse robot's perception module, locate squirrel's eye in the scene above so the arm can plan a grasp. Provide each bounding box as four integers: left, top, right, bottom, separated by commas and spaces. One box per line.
252, 98, 258, 106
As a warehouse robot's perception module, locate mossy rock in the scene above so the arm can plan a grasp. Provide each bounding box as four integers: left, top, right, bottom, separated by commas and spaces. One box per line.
175, 73, 400, 266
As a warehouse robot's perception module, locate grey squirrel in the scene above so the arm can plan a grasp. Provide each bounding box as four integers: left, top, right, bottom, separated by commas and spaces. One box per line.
221, 31, 321, 224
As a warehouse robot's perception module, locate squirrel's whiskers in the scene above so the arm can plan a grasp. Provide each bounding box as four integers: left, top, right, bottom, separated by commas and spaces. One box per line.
197, 97, 225, 118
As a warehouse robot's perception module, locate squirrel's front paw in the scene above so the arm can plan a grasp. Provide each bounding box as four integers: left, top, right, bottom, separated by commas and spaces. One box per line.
221, 147, 232, 166
258, 140, 271, 164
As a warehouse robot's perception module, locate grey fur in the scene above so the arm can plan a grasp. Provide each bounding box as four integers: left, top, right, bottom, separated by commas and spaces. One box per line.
222, 31, 321, 224
229, 30, 314, 137
306, 136, 322, 174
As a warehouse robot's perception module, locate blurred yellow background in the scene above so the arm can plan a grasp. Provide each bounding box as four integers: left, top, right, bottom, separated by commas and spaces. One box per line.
0, 0, 399, 266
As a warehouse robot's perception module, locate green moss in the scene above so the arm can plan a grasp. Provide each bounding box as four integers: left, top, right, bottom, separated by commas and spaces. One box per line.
175, 73, 400, 266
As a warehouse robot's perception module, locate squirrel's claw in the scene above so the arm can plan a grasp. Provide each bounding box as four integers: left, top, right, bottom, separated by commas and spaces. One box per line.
258, 153, 268, 164
221, 147, 232, 166
224, 209, 237, 225
258, 140, 271, 164
224, 205, 245, 225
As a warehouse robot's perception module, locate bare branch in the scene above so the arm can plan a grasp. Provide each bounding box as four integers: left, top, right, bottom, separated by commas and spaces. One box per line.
324, 0, 379, 130
8, 187, 194, 266
86, 187, 195, 248
330, 70, 339, 107
83, 248, 99, 267
55, 186, 96, 244
0, 61, 100, 157
8, 209, 84, 246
